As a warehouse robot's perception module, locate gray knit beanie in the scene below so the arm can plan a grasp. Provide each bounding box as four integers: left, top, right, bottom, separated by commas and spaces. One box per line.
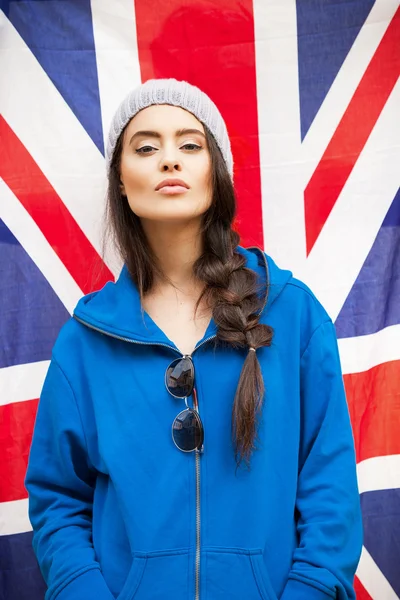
106, 78, 233, 179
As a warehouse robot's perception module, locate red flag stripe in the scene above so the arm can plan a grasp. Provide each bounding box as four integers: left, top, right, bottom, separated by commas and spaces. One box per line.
304, 7, 400, 255
134, 0, 263, 248
344, 359, 400, 464
0, 117, 113, 294
354, 576, 373, 600
0, 399, 38, 503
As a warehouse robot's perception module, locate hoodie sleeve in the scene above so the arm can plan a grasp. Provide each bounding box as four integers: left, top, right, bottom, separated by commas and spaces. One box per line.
25, 358, 115, 600
280, 320, 363, 600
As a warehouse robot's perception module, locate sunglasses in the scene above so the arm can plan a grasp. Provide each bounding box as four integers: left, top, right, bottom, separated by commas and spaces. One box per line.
165, 355, 204, 453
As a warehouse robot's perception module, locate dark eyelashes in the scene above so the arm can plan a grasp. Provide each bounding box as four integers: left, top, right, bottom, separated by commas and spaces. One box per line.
135, 143, 203, 154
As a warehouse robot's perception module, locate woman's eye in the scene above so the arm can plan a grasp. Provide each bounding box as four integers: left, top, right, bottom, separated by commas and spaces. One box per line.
135, 146, 156, 154
181, 143, 202, 151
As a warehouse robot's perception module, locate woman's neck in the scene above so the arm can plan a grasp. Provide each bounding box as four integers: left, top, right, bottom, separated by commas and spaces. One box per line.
141, 218, 204, 292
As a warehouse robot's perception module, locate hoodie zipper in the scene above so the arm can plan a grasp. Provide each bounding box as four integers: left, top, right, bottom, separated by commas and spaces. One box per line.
73, 314, 213, 600
195, 448, 201, 600
74, 252, 269, 600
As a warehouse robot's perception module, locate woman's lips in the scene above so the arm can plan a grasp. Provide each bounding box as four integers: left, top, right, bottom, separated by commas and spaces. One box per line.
156, 186, 189, 195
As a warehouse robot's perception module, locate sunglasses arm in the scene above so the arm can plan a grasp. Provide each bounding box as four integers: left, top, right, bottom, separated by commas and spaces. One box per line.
192, 387, 199, 412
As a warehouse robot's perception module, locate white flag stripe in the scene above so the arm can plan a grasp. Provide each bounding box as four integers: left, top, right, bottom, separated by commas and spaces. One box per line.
298, 79, 400, 321
253, 0, 306, 273
339, 325, 400, 375
0, 499, 31, 536
300, 0, 399, 187
357, 455, 400, 495
357, 546, 398, 600
0, 362, 50, 407
0, 180, 83, 314
91, 0, 142, 153
0, 14, 108, 266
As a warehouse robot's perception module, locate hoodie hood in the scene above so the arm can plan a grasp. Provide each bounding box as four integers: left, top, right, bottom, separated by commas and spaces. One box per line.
73, 246, 293, 346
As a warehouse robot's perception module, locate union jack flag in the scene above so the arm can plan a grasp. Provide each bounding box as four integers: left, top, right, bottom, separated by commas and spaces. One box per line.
0, 1, 399, 599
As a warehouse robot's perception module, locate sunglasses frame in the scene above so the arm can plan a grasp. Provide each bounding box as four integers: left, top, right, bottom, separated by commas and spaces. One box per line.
165, 355, 204, 453
171, 406, 204, 453
164, 355, 195, 399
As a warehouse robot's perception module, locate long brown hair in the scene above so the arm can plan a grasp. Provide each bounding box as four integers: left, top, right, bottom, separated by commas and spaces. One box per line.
105, 124, 274, 469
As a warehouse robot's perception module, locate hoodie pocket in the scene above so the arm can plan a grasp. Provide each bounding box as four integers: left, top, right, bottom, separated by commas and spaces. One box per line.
205, 547, 278, 600
116, 548, 190, 600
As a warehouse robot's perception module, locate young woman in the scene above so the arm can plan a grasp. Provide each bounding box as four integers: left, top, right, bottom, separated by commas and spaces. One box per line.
25, 78, 363, 600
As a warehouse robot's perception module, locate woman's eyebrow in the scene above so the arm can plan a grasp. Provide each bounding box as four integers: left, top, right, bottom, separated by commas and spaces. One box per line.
129, 128, 205, 144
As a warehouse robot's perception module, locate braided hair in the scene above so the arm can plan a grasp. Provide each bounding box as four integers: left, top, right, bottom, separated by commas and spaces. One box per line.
193, 232, 273, 468
105, 124, 274, 468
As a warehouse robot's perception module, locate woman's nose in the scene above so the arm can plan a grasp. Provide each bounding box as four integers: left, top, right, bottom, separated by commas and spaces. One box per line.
161, 161, 182, 171
159, 146, 183, 171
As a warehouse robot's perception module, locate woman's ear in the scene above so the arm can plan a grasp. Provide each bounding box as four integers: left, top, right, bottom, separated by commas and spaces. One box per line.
119, 178, 126, 197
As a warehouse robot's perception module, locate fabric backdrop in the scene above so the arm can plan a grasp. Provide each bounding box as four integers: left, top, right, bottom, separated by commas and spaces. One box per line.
0, 1, 399, 599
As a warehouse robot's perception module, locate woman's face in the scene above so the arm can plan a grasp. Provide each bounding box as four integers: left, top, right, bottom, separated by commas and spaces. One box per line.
119, 104, 212, 224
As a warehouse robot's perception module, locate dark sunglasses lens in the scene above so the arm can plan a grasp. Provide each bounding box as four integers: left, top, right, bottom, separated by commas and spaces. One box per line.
166, 357, 194, 397
172, 409, 204, 451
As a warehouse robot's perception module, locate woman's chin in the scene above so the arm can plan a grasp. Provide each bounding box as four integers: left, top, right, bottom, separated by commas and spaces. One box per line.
137, 207, 208, 224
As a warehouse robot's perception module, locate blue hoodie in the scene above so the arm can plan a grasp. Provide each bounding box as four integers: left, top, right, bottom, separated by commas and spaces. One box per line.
25, 246, 362, 600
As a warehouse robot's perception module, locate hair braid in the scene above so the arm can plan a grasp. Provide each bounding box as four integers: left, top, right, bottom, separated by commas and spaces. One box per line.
194, 228, 274, 469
